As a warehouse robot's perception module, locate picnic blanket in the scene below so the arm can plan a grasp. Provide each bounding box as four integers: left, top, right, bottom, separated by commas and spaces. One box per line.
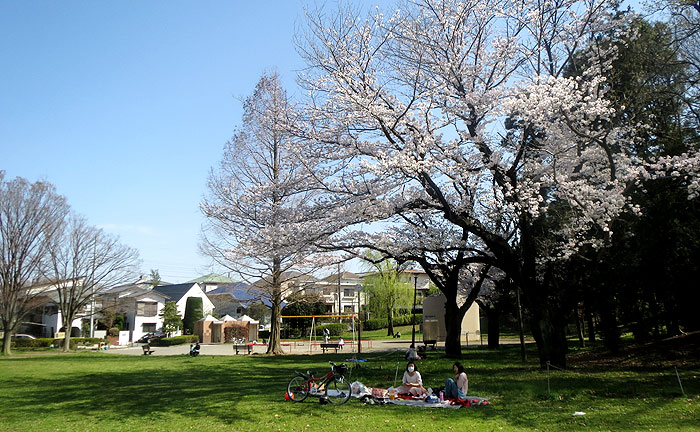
389, 395, 489, 408
351, 381, 488, 409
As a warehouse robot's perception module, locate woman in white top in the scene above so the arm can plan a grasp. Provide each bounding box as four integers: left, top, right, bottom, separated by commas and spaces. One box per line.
396, 361, 428, 397
444, 362, 468, 399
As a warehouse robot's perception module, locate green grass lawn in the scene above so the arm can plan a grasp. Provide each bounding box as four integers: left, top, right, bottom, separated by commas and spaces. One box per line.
1, 345, 698, 432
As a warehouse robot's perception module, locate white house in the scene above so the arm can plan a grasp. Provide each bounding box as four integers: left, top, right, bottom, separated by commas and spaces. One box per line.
152, 282, 214, 318
21, 278, 94, 338
99, 283, 170, 342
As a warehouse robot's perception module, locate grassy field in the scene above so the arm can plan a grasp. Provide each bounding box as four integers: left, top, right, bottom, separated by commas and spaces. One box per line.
0, 344, 698, 432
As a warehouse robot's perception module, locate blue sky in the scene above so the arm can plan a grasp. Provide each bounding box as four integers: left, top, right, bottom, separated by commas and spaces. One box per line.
1, 0, 644, 283
1, 1, 318, 282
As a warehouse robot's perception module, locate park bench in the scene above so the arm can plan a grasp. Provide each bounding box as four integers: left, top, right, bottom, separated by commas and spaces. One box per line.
422, 340, 437, 350
233, 343, 253, 355
142, 345, 154, 355
320, 343, 340, 353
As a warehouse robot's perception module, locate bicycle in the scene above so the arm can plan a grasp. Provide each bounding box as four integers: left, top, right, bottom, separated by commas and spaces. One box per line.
287, 361, 352, 404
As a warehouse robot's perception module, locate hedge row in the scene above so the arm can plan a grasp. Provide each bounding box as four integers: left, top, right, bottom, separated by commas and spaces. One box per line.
11, 338, 54, 348
150, 335, 198, 346
364, 314, 423, 331
317, 323, 346, 336
9, 337, 103, 349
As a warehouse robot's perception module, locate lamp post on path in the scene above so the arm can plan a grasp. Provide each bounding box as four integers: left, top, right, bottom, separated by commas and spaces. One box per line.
355, 284, 362, 354
411, 275, 417, 348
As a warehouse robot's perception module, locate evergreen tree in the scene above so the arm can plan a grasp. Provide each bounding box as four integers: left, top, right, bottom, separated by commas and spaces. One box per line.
182, 297, 203, 334
159, 301, 182, 336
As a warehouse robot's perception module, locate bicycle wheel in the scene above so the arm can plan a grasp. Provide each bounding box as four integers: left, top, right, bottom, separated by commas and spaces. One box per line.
287, 376, 310, 402
325, 376, 352, 404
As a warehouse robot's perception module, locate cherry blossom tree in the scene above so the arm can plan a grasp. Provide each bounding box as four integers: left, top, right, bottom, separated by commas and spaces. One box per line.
295, 0, 700, 365
201, 73, 329, 355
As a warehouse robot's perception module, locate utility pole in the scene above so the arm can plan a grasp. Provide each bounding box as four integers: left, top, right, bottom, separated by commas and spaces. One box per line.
355, 284, 362, 354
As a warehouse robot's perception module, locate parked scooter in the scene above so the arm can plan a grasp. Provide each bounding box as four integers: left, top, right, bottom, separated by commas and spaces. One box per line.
189, 342, 200, 357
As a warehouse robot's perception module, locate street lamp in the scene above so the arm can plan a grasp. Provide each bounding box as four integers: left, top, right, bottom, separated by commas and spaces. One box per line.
355, 284, 362, 354
411, 275, 418, 348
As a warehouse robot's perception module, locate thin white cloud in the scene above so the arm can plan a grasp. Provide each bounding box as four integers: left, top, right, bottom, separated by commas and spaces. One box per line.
99, 223, 156, 236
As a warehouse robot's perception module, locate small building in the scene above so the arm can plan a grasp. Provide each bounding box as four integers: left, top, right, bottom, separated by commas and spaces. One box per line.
194, 314, 259, 344
422, 293, 480, 343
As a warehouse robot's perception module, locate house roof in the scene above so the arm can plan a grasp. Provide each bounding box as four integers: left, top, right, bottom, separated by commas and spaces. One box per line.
207, 282, 252, 297
152, 283, 201, 302
320, 271, 361, 283
100, 284, 170, 301
252, 271, 318, 288
207, 282, 278, 308
198, 315, 222, 324
186, 273, 237, 284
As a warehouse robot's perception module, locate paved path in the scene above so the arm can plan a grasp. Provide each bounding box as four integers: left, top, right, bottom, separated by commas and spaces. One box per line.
103, 337, 524, 356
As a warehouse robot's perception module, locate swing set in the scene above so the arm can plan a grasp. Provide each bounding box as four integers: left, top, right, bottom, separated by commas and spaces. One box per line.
280, 314, 358, 354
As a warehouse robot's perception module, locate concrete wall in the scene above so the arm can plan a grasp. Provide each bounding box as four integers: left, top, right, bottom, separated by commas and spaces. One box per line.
422, 293, 481, 343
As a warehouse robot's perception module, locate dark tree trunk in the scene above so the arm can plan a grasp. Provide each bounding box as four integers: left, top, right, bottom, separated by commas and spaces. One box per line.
599, 294, 620, 353
387, 308, 394, 337
575, 303, 585, 348
585, 303, 596, 344
529, 305, 568, 368
483, 304, 500, 349
444, 296, 468, 358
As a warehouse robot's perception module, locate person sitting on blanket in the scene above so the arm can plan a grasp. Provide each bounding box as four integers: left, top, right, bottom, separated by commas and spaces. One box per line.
444, 362, 468, 400
396, 361, 429, 397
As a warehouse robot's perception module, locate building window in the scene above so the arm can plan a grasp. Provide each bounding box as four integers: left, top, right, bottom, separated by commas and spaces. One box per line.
344, 289, 354, 298
236, 307, 243, 314
142, 323, 157, 333
326, 305, 333, 313
343, 305, 354, 313
322, 287, 333, 295
136, 302, 158, 317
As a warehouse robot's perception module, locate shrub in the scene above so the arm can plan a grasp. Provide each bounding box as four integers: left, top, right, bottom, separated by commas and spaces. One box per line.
107, 327, 119, 337
150, 335, 198, 346
318, 323, 346, 336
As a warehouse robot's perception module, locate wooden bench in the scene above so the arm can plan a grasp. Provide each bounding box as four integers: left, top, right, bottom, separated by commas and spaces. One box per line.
320, 343, 340, 353
233, 344, 252, 355
142, 345, 154, 355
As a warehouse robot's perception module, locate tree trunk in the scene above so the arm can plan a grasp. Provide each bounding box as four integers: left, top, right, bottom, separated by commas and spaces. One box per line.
599, 292, 620, 353
267, 290, 283, 355
585, 303, 596, 344
529, 305, 568, 368
387, 307, 394, 337
63, 330, 72, 352
485, 305, 500, 349
2, 327, 12, 355
575, 303, 585, 348
444, 296, 466, 358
